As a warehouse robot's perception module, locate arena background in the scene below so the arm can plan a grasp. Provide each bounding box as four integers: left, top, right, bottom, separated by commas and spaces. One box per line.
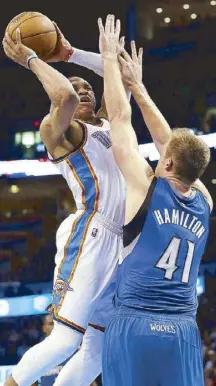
1, 0, 216, 385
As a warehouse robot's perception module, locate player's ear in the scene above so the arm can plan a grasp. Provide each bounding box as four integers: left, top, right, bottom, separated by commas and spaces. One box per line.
165, 158, 173, 171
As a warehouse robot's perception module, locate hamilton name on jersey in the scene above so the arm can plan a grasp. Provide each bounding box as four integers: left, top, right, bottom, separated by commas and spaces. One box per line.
154, 208, 206, 239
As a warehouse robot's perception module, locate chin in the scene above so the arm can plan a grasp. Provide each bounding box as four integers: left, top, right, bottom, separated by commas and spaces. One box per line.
75, 106, 93, 119
79, 104, 93, 112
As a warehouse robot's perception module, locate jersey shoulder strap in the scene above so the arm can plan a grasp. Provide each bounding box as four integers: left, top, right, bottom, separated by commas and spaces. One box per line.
123, 177, 157, 247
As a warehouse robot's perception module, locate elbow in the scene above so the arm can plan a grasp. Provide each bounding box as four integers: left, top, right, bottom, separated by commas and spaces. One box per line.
61, 88, 80, 106
109, 106, 132, 125
112, 144, 131, 171
112, 144, 127, 159
112, 141, 134, 157
55, 84, 79, 109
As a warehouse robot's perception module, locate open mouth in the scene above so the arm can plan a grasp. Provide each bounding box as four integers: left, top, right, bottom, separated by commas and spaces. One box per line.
80, 96, 91, 104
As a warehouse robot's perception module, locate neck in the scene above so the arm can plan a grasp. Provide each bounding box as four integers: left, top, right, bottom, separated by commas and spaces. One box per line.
166, 176, 192, 196
74, 111, 100, 125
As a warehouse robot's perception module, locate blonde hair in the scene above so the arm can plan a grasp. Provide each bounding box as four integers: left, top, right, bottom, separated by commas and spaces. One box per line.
165, 128, 210, 184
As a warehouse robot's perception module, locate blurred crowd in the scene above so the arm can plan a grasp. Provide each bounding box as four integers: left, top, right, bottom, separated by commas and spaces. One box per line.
203, 328, 216, 386
0, 316, 42, 365
197, 291, 216, 386
0, 314, 102, 385
0, 312, 216, 385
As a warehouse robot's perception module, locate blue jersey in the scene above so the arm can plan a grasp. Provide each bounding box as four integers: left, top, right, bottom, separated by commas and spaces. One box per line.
116, 177, 210, 317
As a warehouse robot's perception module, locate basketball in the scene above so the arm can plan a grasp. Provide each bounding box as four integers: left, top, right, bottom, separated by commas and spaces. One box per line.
6, 12, 57, 60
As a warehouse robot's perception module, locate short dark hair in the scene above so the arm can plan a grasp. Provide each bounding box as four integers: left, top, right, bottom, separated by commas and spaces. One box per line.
165, 128, 210, 184
68, 76, 83, 83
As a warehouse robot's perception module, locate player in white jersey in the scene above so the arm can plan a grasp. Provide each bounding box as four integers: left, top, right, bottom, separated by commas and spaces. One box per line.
3, 27, 125, 386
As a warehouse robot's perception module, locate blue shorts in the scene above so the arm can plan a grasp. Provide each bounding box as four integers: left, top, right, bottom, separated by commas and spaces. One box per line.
102, 308, 204, 386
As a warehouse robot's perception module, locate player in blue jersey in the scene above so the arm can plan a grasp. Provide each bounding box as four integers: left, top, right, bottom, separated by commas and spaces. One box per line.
99, 15, 213, 386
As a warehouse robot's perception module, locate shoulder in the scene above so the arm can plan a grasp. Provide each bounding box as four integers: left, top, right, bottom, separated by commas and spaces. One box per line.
70, 119, 83, 131
197, 190, 213, 214
100, 117, 110, 126
41, 115, 85, 160
192, 180, 213, 213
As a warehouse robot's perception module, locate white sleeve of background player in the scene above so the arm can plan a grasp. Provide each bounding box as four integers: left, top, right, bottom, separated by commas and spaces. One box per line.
68, 48, 131, 100
68, 48, 104, 77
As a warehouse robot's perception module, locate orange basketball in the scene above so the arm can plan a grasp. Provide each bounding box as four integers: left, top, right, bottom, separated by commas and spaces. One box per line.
6, 12, 57, 60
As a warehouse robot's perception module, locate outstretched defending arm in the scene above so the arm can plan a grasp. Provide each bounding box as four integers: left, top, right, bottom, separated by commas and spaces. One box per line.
130, 82, 171, 154
120, 42, 171, 155
120, 42, 213, 211
99, 15, 154, 223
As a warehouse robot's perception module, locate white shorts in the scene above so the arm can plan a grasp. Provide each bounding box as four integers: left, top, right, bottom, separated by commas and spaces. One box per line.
48, 209, 122, 334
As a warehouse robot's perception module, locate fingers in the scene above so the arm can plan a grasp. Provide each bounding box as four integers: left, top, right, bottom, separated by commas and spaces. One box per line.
120, 36, 125, 47
110, 15, 115, 34
98, 18, 105, 34
53, 22, 64, 39
115, 19, 121, 39
131, 41, 143, 65
122, 47, 133, 63
53, 22, 60, 32
118, 55, 127, 67
105, 15, 111, 34
131, 41, 138, 63
119, 36, 125, 53
103, 14, 120, 36
15, 28, 22, 45
3, 31, 15, 49
138, 47, 143, 65
2, 38, 14, 58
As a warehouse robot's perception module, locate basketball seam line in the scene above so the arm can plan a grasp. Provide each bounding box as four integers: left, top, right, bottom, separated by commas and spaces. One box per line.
43, 46, 56, 58
10, 14, 52, 38
22, 30, 56, 40
46, 46, 56, 56
10, 14, 43, 36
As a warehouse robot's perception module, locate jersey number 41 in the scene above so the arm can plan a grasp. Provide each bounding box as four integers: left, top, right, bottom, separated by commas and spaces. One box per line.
156, 237, 195, 284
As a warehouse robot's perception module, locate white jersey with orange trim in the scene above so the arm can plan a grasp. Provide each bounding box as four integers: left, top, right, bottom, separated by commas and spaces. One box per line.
47, 118, 125, 336
50, 118, 125, 225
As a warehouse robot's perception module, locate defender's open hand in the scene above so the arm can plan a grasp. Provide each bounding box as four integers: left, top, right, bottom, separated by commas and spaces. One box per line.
119, 41, 143, 88
98, 14, 121, 59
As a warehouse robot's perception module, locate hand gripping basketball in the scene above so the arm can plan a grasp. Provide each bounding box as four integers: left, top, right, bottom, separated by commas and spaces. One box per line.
6, 12, 57, 60
46, 22, 73, 63
3, 29, 37, 69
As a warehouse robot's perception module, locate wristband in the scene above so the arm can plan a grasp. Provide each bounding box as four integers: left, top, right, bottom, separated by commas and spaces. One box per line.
64, 48, 74, 62
27, 53, 38, 69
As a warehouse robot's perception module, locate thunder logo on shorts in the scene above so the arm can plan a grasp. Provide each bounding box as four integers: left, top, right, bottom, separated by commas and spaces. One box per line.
53, 279, 74, 296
